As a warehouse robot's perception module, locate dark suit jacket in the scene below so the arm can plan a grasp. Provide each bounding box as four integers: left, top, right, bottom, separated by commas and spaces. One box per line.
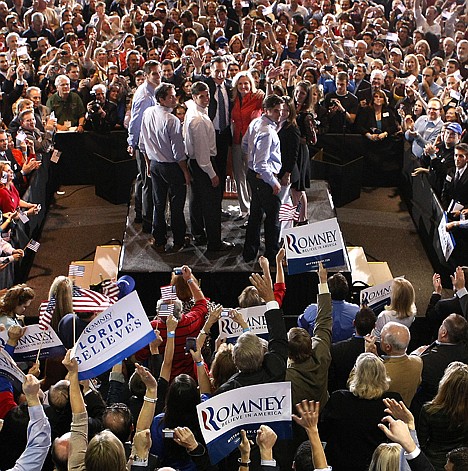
222, 18, 240, 39
194, 75, 233, 124
351, 78, 371, 96
356, 87, 392, 106
412, 342, 468, 416
355, 105, 399, 136
328, 336, 365, 392
135, 35, 164, 51
425, 293, 462, 339
441, 166, 468, 210
407, 451, 435, 471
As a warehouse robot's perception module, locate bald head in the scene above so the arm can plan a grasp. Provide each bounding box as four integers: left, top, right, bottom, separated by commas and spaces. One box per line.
51, 432, 71, 471
381, 322, 410, 355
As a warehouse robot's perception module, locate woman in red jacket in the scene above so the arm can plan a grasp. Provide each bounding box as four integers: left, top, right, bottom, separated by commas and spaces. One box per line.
231, 71, 264, 221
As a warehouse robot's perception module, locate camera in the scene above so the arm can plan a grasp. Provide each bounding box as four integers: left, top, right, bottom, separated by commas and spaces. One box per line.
60, 50, 68, 56
163, 428, 175, 438
88, 91, 101, 113
89, 101, 101, 113
259, 32, 267, 41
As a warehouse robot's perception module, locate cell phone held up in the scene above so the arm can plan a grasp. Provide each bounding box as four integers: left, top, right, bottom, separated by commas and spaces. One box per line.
185, 336, 197, 353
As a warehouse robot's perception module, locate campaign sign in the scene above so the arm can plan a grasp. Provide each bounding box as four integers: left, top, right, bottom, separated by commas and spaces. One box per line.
0, 325, 66, 361
437, 212, 455, 262
284, 218, 346, 275
360, 279, 393, 315
198, 382, 292, 464
218, 305, 268, 339
0, 348, 25, 390
72, 291, 156, 380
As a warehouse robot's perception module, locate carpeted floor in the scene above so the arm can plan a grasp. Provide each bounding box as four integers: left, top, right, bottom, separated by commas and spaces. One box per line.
336, 186, 435, 314
26, 183, 436, 320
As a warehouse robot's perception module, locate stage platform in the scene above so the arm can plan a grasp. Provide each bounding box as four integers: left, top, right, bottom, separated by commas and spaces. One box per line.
119, 181, 346, 320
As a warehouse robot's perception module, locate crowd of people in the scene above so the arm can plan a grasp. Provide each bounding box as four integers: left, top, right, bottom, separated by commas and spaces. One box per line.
0, 259, 466, 471
0, 0, 466, 469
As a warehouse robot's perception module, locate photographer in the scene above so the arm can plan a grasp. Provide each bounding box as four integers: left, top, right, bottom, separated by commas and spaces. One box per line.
323, 71, 359, 133
85, 83, 119, 133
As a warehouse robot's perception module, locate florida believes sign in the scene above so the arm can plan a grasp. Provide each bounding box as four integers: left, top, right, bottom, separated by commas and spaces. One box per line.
284, 218, 346, 275
197, 382, 292, 464
71, 291, 156, 380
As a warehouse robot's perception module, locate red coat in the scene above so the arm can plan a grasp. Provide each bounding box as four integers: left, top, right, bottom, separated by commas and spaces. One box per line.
231, 91, 264, 145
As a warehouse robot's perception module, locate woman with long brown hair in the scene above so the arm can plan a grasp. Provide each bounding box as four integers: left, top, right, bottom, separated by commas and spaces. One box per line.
293, 80, 317, 224
419, 361, 468, 471
0, 284, 34, 329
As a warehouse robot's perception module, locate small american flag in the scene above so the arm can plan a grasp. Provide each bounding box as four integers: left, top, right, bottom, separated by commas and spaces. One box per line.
101, 279, 120, 303
39, 296, 56, 330
160, 285, 176, 301
26, 239, 40, 252
279, 201, 301, 222
68, 264, 85, 277
72, 285, 112, 313
159, 302, 174, 316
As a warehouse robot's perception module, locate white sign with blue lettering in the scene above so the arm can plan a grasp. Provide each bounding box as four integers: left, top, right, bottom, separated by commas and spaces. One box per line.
71, 291, 156, 380
218, 305, 268, 339
0, 325, 65, 361
360, 279, 394, 315
284, 217, 346, 275
197, 382, 292, 464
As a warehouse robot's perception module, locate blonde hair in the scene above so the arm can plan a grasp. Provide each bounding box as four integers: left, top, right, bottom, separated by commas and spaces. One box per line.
369, 443, 402, 471
426, 361, 468, 427
48, 276, 73, 331
85, 430, 126, 471
232, 70, 257, 101
387, 278, 416, 319
404, 53, 420, 76
348, 353, 390, 399
238, 286, 262, 308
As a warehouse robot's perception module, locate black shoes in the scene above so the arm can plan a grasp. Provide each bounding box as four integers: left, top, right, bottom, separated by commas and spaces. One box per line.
207, 241, 235, 251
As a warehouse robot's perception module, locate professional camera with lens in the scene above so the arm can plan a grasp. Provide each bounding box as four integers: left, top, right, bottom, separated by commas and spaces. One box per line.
88, 91, 101, 114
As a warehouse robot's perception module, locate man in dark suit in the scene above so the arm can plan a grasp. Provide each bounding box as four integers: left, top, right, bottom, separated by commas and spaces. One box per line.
441, 143, 468, 212
135, 22, 160, 53
328, 306, 376, 393
193, 54, 233, 216
216, 5, 240, 40
425, 268, 467, 340
355, 68, 392, 107
411, 314, 468, 420
349, 63, 370, 98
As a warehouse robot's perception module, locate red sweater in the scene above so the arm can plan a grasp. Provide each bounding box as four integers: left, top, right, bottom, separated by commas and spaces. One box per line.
136, 298, 208, 380
0, 184, 20, 213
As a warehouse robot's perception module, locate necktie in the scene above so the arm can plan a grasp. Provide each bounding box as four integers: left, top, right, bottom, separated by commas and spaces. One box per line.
455, 170, 460, 183
217, 85, 226, 131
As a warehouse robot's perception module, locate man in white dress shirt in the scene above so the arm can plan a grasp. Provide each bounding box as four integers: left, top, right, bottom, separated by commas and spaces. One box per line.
183, 81, 233, 251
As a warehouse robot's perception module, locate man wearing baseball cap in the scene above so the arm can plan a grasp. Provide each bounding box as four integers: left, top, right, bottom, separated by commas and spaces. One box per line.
412, 122, 463, 197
